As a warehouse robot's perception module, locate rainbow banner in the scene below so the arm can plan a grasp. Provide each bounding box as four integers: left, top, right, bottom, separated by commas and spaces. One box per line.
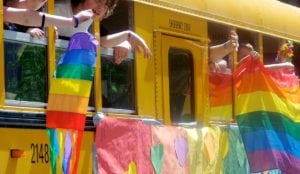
46, 32, 98, 174
234, 57, 300, 173
209, 72, 233, 121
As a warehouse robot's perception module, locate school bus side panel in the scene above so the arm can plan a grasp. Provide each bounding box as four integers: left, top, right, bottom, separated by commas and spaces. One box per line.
0, 128, 94, 174
134, 2, 209, 121
134, 2, 156, 117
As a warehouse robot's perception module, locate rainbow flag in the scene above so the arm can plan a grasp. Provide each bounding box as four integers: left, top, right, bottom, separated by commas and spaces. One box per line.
234, 57, 300, 173
46, 32, 98, 174
209, 72, 233, 121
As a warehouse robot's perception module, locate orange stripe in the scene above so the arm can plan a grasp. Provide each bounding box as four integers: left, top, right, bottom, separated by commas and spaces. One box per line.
46, 111, 86, 131
209, 73, 233, 106
235, 70, 300, 104
47, 94, 89, 114
210, 86, 232, 106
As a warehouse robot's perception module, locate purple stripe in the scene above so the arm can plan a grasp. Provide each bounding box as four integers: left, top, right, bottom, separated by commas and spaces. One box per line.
248, 150, 300, 173
63, 131, 72, 174
67, 32, 98, 52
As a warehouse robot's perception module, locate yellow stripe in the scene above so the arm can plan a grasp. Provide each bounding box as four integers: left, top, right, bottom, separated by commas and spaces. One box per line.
49, 79, 92, 97
210, 104, 232, 120
58, 129, 66, 174
236, 91, 300, 122
47, 94, 89, 114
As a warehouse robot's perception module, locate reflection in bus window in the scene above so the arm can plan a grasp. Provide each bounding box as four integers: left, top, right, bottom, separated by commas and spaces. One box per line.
5, 41, 47, 103
101, 55, 135, 110
168, 48, 194, 123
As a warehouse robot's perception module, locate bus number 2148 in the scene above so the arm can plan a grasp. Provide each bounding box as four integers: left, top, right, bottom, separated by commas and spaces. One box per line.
31, 143, 49, 164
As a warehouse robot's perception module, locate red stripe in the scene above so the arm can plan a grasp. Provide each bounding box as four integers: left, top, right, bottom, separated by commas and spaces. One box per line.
46, 111, 86, 131
72, 131, 84, 174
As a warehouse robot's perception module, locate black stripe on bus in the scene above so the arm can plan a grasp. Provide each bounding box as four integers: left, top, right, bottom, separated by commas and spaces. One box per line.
0, 111, 95, 131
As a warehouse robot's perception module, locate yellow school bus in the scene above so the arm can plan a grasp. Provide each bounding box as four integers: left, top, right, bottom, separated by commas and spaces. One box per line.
0, 0, 300, 173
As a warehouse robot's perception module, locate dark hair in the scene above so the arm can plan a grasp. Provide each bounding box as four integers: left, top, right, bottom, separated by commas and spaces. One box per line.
71, 0, 84, 8
104, 0, 119, 17
71, 0, 119, 15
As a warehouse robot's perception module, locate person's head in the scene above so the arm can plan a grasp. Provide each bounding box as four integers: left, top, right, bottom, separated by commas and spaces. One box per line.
6, 0, 47, 11
237, 43, 254, 62
72, 0, 118, 20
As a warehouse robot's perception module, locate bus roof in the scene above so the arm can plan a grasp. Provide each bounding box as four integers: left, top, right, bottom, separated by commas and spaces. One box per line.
135, 0, 300, 42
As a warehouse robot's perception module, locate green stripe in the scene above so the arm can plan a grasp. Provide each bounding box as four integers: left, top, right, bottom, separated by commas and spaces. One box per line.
55, 64, 94, 81
237, 111, 300, 140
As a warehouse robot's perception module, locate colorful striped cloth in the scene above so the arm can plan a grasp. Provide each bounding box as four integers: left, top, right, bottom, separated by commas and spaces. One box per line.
46, 32, 98, 174
234, 56, 300, 173
209, 72, 233, 121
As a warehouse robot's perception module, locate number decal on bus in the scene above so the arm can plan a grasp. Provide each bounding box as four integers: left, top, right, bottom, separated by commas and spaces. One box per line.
31, 143, 49, 164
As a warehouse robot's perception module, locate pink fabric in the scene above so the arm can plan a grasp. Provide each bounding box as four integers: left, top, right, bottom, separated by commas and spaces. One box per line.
268, 67, 299, 88
152, 126, 189, 174
95, 117, 153, 174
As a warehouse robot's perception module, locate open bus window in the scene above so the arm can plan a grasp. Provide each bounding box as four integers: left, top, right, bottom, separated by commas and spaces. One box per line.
292, 43, 300, 77
101, 49, 135, 112
168, 47, 194, 123
263, 35, 281, 65
209, 22, 237, 71
237, 29, 259, 51
4, 31, 47, 107
100, 1, 136, 113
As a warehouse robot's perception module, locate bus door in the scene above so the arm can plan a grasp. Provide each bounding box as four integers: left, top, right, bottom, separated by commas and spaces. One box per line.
159, 34, 207, 124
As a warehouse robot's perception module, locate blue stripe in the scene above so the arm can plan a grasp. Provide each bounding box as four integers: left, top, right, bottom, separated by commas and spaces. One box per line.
58, 49, 96, 67
242, 129, 300, 159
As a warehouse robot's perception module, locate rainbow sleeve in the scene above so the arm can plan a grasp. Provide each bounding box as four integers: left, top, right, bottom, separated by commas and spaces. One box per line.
46, 32, 98, 174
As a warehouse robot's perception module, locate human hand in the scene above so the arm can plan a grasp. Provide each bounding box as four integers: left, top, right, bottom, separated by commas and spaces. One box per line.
54, 26, 58, 40
250, 51, 260, 60
127, 31, 152, 58
74, 9, 94, 25
27, 28, 45, 39
228, 30, 239, 51
113, 41, 131, 64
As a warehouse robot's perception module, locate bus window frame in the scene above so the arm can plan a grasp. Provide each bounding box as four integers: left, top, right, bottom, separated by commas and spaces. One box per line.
4, 30, 48, 108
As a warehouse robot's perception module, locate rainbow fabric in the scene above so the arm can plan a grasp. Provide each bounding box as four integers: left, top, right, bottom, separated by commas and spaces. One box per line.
209, 72, 233, 121
46, 32, 98, 174
234, 57, 300, 173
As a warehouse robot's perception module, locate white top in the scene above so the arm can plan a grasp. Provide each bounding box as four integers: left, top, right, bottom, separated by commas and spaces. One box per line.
55, 0, 93, 37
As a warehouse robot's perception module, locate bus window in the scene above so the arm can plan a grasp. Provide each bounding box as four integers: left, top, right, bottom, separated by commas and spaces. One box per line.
100, 1, 135, 113
237, 29, 259, 51
101, 49, 135, 112
208, 22, 232, 69
292, 42, 300, 77
208, 22, 230, 45
263, 35, 281, 64
168, 47, 194, 123
4, 30, 47, 107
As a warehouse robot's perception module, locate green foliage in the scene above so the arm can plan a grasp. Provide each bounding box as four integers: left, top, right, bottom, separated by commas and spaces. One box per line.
6, 44, 47, 102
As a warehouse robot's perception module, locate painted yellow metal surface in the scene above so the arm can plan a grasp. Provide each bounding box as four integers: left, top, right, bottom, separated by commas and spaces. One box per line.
93, 20, 102, 113
134, 2, 156, 117
134, 2, 210, 121
0, 0, 4, 106
47, 0, 56, 87
0, 128, 94, 174
135, 0, 300, 42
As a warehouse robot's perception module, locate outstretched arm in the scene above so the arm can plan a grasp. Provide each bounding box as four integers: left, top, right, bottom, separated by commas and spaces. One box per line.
209, 31, 239, 62
4, 7, 94, 28
265, 62, 294, 70
101, 30, 152, 58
